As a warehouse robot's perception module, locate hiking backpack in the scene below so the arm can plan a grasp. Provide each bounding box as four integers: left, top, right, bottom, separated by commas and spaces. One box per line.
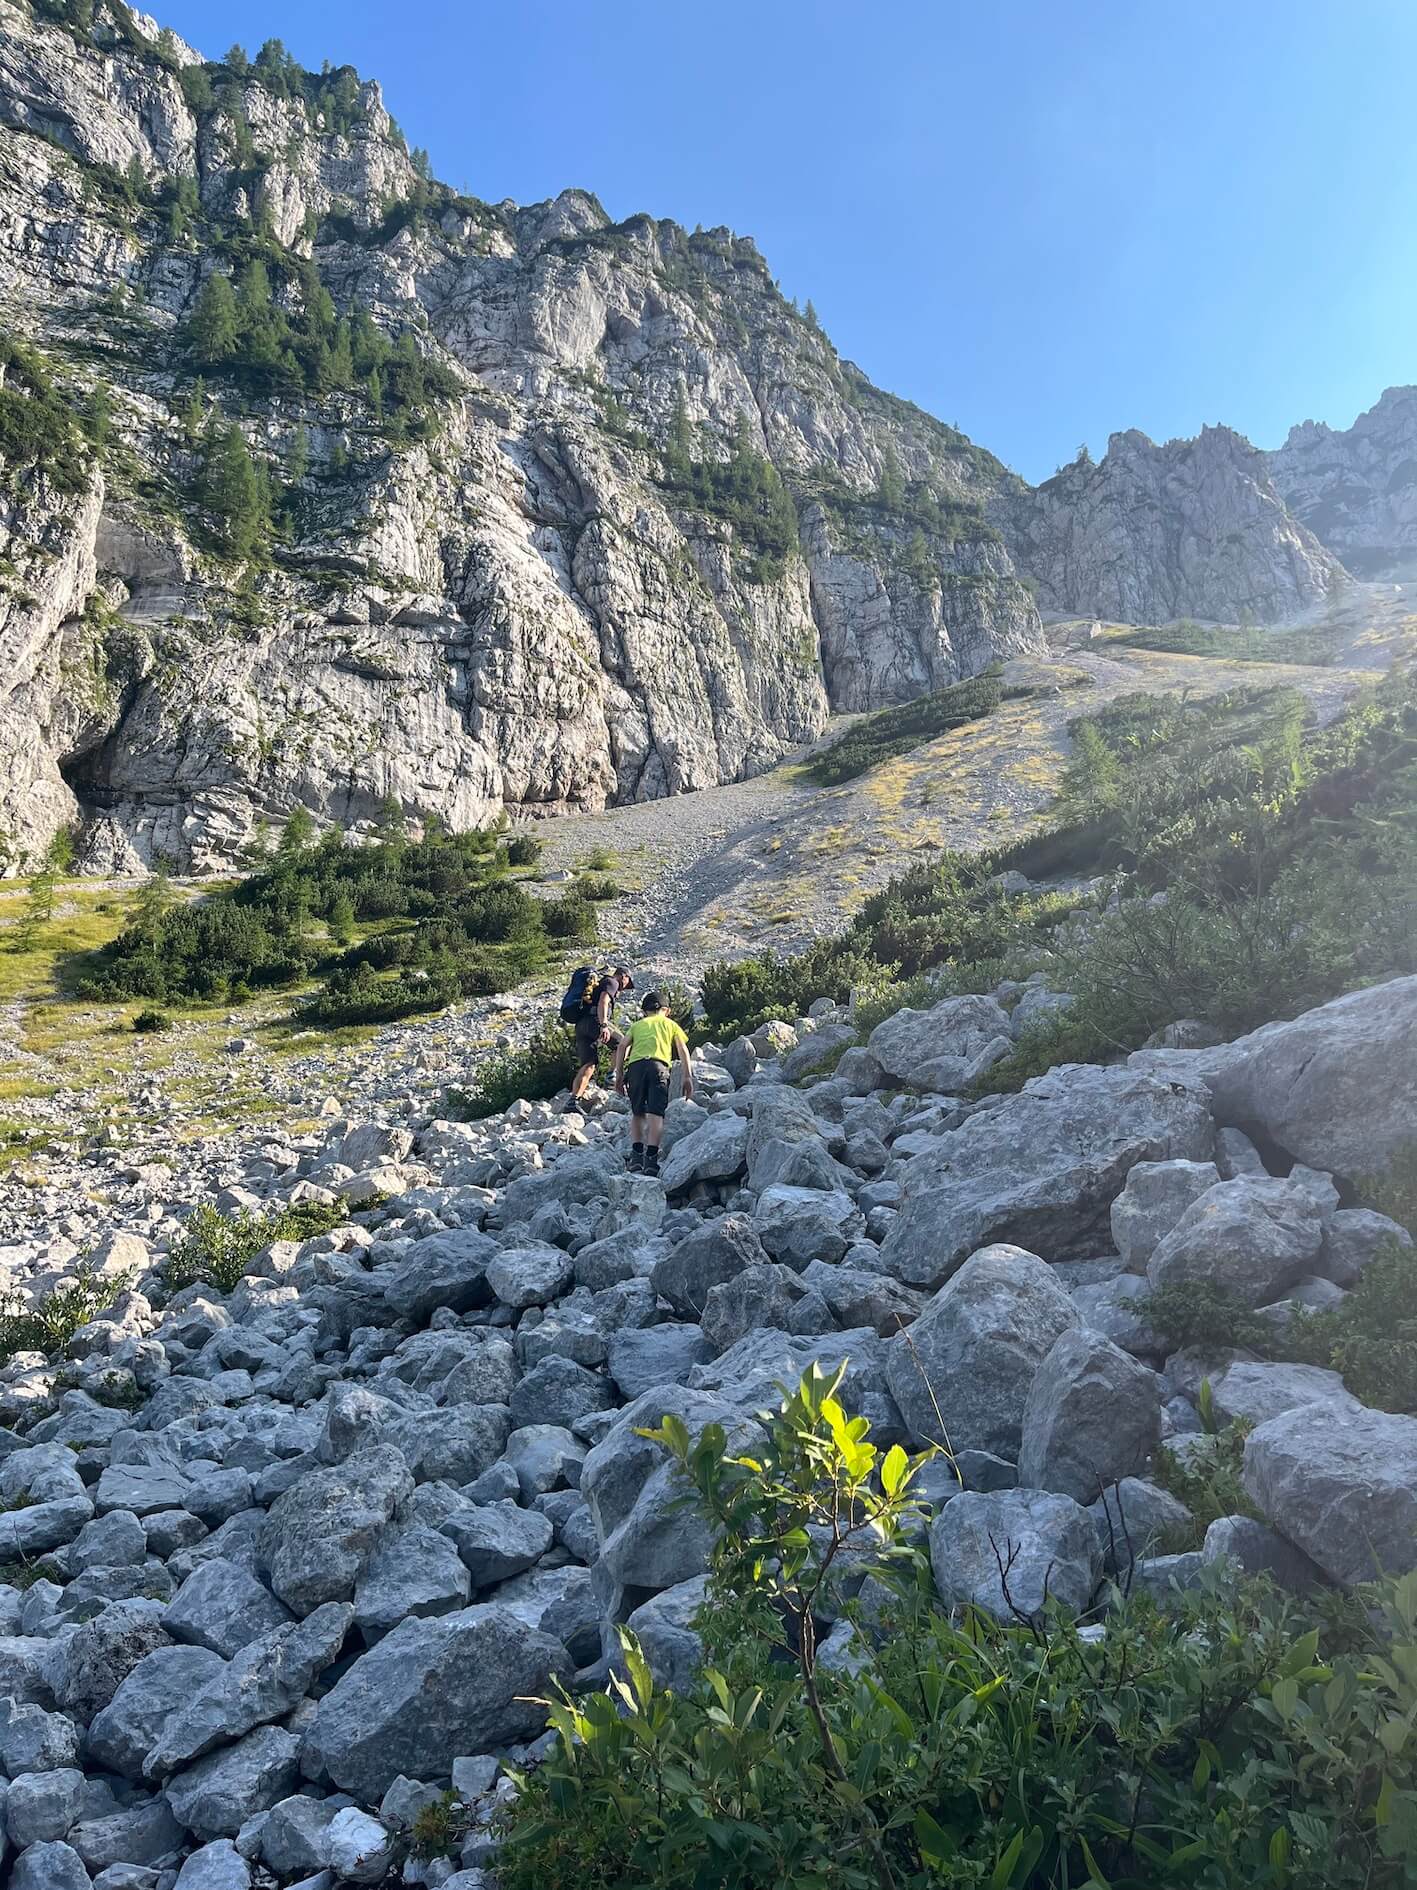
558, 965, 600, 1024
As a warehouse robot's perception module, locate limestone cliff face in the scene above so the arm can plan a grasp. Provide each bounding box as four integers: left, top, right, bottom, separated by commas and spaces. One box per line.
0, 0, 1043, 871
1267, 386, 1417, 579
1001, 425, 1345, 626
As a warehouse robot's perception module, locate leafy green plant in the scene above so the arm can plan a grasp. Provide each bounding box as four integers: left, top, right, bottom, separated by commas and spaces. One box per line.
131, 1007, 171, 1033
164, 1198, 349, 1295
0, 1262, 132, 1367
504, 1372, 1417, 1889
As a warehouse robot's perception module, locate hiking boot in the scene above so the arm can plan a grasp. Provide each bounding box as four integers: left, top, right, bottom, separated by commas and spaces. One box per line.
561, 1099, 582, 1117
626, 1147, 645, 1174
643, 1149, 661, 1180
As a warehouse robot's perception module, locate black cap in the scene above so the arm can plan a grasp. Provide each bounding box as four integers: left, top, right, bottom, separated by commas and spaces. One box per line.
614, 965, 634, 988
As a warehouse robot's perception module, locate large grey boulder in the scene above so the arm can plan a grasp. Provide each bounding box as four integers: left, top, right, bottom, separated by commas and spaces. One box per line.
1146, 1178, 1323, 1304
495, 1151, 620, 1226
781, 1021, 858, 1082
752, 1185, 862, 1268
164, 1725, 302, 1838
658, 1115, 748, 1195
5, 1767, 86, 1847
509, 1355, 613, 1432
1208, 1359, 1360, 1429
649, 1216, 768, 1318
930, 1489, 1102, 1621
13, 1841, 92, 1890
887, 1245, 1078, 1457
174, 1838, 253, 1889
162, 1559, 293, 1658
257, 1446, 412, 1615
744, 1086, 829, 1191
300, 1605, 568, 1801
582, 1388, 749, 1589
1087, 1478, 1193, 1572
801, 1260, 922, 1336
1017, 1328, 1161, 1501
85, 1646, 227, 1778
687, 1326, 893, 1417
434, 1332, 517, 1406
702, 1264, 832, 1353
867, 995, 1012, 1093
1109, 1160, 1221, 1269
1133, 976, 1417, 1176
880, 1065, 1213, 1288
1201, 1515, 1325, 1593
1320, 1208, 1412, 1287
51, 1600, 170, 1721
1243, 1402, 1417, 1584
627, 1575, 709, 1692
606, 1324, 712, 1400
380, 1229, 496, 1323
0, 1697, 81, 1771
353, 1521, 471, 1636
441, 1504, 553, 1588
145, 1602, 352, 1777
486, 1244, 576, 1311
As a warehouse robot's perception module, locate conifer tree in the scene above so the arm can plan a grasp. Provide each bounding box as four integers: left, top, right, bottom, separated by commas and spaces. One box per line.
188, 273, 239, 365
287, 425, 310, 484
278, 804, 315, 855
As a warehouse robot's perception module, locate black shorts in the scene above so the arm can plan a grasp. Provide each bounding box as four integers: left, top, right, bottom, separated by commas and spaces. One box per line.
573, 1014, 620, 1065
626, 1057, 670, 1117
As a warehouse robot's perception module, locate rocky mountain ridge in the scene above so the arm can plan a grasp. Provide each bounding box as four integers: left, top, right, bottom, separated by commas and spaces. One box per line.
1266, 383, 1417, 579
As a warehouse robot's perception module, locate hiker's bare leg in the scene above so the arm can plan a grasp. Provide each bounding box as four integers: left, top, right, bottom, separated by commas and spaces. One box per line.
644, 1112, 666, 1150
570, 1059, 595, 1100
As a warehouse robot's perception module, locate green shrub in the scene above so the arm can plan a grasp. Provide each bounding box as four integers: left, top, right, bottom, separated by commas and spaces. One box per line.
577, 873, 622, 901
131, 1007, 172, 1033
0, 1262, 132, 1366
1152, 1413, 1261, 1539
164, 1198, 350, 1295
450, 1019, 580, 1118
541, 892, 597, 943
1149, 1233, 1417, 1417
505, 833, 545, 867
502, 1368, 1417, 1890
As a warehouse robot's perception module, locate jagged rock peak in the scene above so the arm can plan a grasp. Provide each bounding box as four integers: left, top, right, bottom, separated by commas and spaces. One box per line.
1001, 420, 1345, 626
1268, 385, 1417, 578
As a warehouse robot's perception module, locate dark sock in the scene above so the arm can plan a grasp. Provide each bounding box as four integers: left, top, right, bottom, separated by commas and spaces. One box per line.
631, 1142, 644, 1156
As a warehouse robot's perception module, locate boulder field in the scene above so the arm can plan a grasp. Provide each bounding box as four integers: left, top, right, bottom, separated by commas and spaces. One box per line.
0, 974, 1412, 1884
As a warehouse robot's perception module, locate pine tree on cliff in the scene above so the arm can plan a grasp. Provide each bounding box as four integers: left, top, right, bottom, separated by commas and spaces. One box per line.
188, 274, 239, 366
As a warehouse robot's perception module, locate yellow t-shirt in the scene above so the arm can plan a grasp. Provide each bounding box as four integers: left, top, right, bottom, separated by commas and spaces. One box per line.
624, 1013, 688, 1067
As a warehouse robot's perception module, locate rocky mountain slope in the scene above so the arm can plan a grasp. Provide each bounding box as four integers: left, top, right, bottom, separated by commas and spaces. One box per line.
0, 0, 1048, 874
1267, 384, 1417, 579
1, 953, 1413, 1885
1003, 425, 1345, 625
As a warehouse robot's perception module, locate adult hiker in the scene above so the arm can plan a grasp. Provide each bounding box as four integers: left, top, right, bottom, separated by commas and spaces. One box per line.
612, 989, 693, 1177
560, 963, 635, 1117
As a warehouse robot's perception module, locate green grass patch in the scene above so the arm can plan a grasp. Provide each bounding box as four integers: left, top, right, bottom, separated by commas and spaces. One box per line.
1108, 618, 1347, 666
800, 669, 1007, 786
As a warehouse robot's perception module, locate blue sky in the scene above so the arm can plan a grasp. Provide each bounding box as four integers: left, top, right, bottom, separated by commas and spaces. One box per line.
157, 0, 1417, 482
